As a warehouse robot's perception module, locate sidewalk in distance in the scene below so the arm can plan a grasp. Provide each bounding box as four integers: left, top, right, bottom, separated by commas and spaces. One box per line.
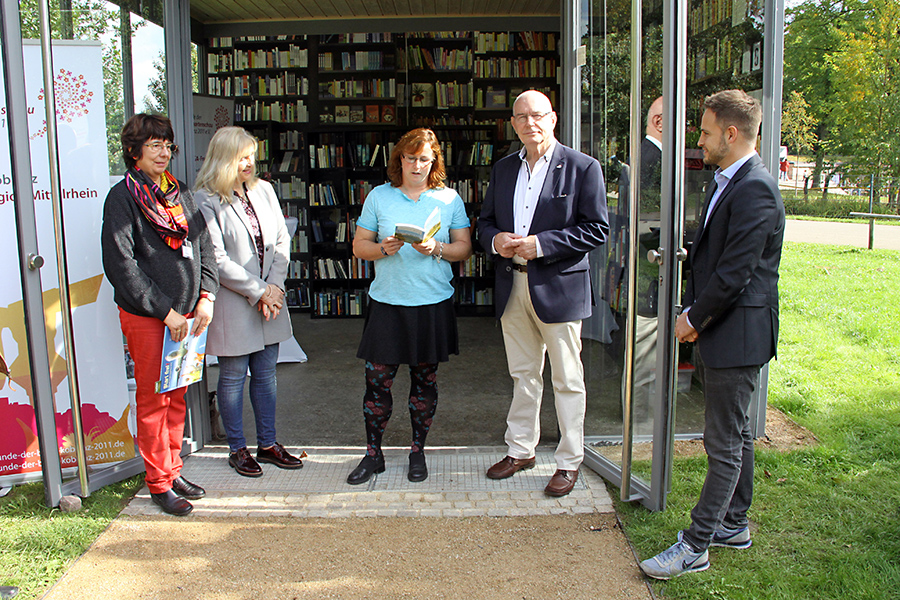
41, 447, 651, 600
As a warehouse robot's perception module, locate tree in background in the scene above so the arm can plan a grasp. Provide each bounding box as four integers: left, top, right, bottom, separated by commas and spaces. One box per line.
783, 0, 861, 189
830, 0, 900, 207
781, 90, 817, 197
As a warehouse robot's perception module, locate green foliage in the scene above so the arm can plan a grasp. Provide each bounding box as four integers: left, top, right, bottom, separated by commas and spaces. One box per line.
619, 243, 900, 599
781, 90, 816, 158
781, 192, 895, 218
830, 0, 900, 179
0, 476, 143, 599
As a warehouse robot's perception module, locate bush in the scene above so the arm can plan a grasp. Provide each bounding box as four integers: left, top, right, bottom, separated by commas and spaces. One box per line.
781, 191, 896, 218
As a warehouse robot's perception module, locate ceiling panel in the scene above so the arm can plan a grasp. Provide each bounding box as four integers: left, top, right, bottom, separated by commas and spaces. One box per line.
191, 0, 559, 24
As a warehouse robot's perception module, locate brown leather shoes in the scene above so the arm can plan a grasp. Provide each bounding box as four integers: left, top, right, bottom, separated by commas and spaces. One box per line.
257, 442, 304, 469
544, 469, 578, 496
486, 455, 536, 479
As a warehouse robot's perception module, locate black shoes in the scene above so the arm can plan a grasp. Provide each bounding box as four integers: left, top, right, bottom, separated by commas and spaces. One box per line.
151, 489, 193, 516
171, 476, 205, 500
408, 452, 428, 482
229, 447, 263, 477
257, 442, 304, 469
347, 455, 385, 485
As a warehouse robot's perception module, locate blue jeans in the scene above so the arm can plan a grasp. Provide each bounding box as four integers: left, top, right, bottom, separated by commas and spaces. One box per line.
682, 348, 760, 552
217, 344, 280, 452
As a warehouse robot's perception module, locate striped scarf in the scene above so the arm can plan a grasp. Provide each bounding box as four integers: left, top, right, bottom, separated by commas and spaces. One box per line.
125, 167, 189, 249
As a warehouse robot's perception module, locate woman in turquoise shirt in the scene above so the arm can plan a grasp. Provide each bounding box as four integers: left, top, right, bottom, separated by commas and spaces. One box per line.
349, 128, 472, 484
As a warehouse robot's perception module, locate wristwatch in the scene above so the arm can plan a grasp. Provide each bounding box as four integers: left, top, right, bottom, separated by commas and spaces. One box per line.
200, 291, 216, 302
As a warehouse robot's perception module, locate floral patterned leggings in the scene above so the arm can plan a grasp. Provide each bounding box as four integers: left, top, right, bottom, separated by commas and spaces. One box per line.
363, 361, 438, 458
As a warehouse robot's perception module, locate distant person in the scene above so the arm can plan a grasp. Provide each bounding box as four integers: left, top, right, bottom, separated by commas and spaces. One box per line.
477, 90, 609, 497
195, 126, 303, 478
348, 128, 472, 485
640, 89, 785, 579
101, 114, 218, 516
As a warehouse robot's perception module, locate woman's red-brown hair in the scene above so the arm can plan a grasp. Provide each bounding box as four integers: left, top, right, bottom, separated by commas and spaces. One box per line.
386, 128, 446, 189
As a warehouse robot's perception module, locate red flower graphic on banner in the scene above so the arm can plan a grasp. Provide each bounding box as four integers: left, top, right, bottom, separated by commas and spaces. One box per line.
30, 69, 93, 140
214, 105, 229, 129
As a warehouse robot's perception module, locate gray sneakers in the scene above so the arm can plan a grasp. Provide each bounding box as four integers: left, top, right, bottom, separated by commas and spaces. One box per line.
639, 540, 710, 580
711, 525, 752, 549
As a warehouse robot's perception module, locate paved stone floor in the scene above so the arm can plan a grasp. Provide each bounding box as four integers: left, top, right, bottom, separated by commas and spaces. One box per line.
123, 445, 615, 518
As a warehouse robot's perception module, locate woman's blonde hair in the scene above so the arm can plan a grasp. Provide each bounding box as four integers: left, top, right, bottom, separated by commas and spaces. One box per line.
194, 126, 259, 202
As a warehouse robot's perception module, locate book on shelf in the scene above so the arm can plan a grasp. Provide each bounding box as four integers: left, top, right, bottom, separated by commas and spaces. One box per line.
410, 83, 435, 107
394, 206, 441, 244
368, 145, 381, 167
156, 320, 208, 393
380, 104, 396, 123
335, 105, 350, 123
279, 151, 294, 172
365, 105, 380, 122
350, 106, 365, 123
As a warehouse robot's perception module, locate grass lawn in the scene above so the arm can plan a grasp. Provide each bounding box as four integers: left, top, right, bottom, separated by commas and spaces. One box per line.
618, 242, 900, 599
0, 476, 143, 598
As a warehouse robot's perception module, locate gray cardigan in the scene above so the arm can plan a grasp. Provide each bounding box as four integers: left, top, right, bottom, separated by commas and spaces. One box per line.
101, 178, 218, 321
195, 179, 293, 357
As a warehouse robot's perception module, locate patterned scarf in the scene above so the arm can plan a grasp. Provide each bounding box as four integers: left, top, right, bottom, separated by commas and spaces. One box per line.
124, 167, 189, 249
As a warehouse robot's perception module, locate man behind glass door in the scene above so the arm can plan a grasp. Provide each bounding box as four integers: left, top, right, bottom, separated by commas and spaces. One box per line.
640, 89, 784, 579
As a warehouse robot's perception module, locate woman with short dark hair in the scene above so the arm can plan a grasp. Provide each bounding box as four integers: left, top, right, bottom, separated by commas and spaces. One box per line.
347, 128, 472, 485
101, 114, 218, 516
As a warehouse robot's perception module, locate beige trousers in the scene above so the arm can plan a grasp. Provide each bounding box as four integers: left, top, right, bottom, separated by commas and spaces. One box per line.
499, 270, 586, 470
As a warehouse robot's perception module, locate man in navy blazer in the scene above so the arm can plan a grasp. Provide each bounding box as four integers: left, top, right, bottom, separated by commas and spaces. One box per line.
477, 90, 609, 497
641, 90, 785, 579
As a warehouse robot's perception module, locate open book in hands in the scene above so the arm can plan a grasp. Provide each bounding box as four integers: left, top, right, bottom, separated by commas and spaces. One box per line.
393, 206, 441, 244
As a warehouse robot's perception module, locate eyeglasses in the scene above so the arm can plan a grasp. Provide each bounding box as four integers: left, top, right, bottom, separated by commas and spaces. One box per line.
402, 155, 434, 166
144, 142, 178, 154
513, 111, 552, 124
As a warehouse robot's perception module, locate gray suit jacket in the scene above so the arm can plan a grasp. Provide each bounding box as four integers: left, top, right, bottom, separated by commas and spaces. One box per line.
196, 180, 293, 357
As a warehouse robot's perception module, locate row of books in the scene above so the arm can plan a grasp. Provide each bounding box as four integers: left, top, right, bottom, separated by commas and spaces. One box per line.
322, 104, 396, 124
291, 231, 309, 253
313, 289, 368, 317
309, 183, 341, 206
318, 78, 397, 99
406, 45, 473, 71
288, 258, 310, 278
274, 176, 307, 199
279, 130, 305, 150
347, 180, 376, 205
256, 138, 269, 161
285, 283, 311, 309
233, 72, 309, 97
234, 100, 309, 123
274, 151, 304, 173
233, 46, 309, 70
454, 282, 494, 306
314, 257, 372, 280
322, 33, 392, 44
207, 53, 233, 73
319, 51, 394, 71
455, 253, 494, 277
447, 178, 488, 204
474, 56, 558, 79
209, 35, 307, 49
309, 144, 344, 169
690, 0, 738, 34
346, 142, 392, 169
282, 202, 307, 222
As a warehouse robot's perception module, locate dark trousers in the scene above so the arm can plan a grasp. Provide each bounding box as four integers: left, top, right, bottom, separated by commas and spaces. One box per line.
682, 348, 760, 552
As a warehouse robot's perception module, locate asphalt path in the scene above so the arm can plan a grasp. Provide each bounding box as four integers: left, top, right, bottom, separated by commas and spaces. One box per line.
785, 218, 900, 251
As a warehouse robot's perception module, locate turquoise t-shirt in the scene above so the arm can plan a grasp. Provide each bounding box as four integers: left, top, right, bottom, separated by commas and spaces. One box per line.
356, 183, 469, 306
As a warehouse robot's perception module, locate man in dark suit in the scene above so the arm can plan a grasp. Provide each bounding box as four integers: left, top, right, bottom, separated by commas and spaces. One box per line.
640, 89, 785, 579
477, 90, 609, 497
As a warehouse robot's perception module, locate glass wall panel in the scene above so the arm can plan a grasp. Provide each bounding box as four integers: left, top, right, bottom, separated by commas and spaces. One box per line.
0, 0, 166, 489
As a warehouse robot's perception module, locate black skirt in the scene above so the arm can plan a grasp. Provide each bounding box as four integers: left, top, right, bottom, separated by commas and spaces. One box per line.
357, 298, 459, 365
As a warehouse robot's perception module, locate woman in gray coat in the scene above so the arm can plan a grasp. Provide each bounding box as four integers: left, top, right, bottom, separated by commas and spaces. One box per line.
195, 126, 303, 477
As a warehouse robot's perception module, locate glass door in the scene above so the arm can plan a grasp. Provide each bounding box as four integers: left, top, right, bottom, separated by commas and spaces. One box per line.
578, 0, 692, 511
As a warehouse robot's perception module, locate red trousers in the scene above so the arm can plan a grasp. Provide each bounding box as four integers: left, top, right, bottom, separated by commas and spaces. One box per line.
119, 309, 186, 494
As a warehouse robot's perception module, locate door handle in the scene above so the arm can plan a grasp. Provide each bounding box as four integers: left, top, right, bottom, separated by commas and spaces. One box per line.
647, 247, 663, 265
676, 247, 688, 262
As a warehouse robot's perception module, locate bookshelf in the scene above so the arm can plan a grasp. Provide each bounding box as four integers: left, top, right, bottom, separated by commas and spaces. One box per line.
204, 30, 560, 317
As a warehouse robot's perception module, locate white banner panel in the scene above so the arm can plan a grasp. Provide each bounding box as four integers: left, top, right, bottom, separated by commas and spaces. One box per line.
0, 40, 135, 484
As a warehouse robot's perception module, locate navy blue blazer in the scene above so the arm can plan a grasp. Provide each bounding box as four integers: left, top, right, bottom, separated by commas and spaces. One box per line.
477, 143, 609, 323
684, 153, 785, 369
